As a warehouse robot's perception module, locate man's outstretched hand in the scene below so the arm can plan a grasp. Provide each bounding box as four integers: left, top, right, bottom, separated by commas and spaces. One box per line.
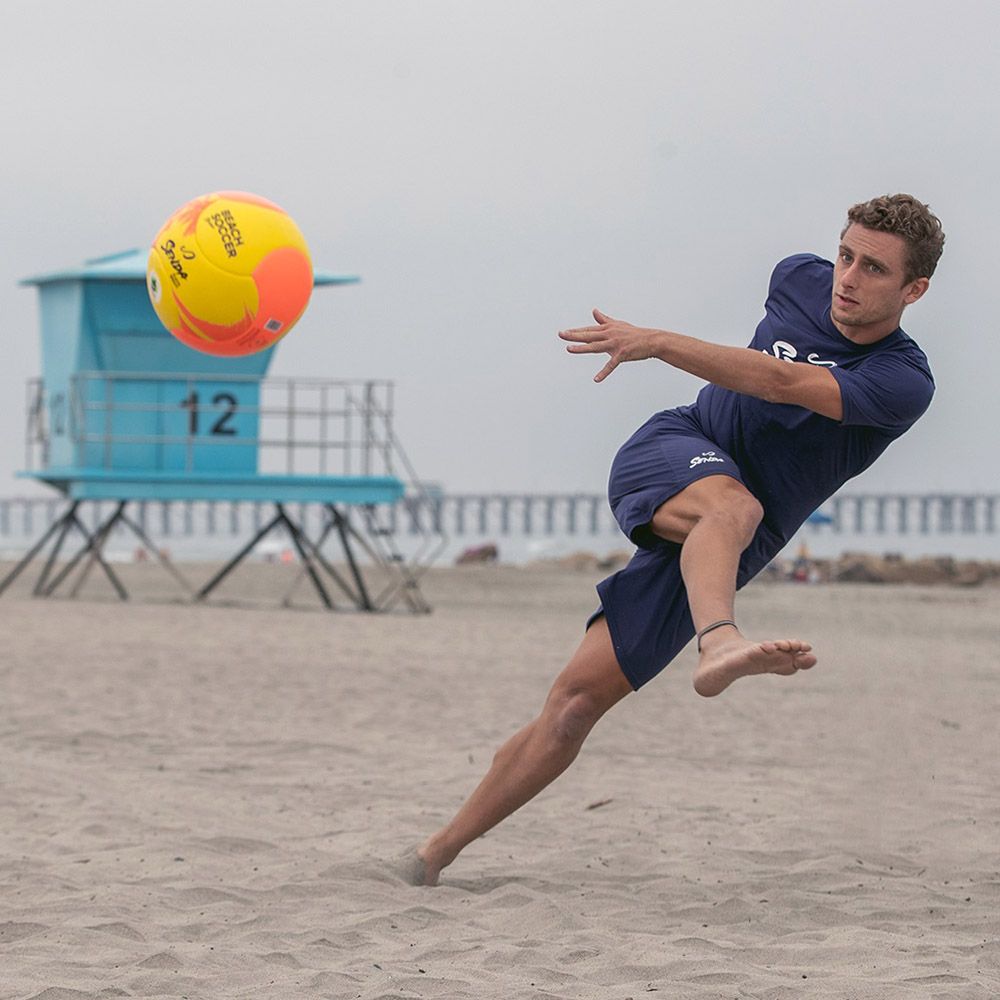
559, 309, 660, 382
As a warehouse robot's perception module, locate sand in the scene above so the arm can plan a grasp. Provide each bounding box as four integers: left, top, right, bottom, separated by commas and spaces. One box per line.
1, 560, 999, 999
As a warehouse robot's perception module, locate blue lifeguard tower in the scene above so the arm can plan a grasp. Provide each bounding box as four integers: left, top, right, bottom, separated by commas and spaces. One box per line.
1, 249, 441, 610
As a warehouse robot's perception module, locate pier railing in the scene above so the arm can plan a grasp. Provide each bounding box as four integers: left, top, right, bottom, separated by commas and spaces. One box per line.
0, 492, 997, 551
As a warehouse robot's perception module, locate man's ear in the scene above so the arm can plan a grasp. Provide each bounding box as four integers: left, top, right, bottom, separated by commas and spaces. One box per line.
904, 276, 930, 305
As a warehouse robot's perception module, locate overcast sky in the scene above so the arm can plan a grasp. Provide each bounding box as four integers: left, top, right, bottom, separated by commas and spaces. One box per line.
2, 0, 996, 498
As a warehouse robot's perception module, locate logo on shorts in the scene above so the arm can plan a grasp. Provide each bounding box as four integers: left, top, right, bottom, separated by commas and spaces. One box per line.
689, 450, 725, 469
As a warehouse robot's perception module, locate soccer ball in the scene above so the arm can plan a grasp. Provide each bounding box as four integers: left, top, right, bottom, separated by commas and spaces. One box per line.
146, 191, 313, 356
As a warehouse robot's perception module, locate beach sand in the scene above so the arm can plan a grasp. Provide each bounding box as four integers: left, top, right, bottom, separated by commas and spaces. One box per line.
1, 561, 999, 999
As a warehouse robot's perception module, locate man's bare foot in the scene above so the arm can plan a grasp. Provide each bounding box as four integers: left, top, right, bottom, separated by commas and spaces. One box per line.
396, 838, 453, 886
693, 630, 816, 697
394, 845, 440, 886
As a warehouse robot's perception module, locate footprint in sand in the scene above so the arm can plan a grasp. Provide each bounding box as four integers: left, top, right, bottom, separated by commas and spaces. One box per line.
137, 951, 183, 970
0, 921, 48, 943
193, 836, 277, 854
87, 921, 146, 941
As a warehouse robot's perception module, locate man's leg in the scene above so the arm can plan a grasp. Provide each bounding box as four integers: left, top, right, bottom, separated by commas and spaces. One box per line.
649, 474, 816, 696
408, 616, 632, 885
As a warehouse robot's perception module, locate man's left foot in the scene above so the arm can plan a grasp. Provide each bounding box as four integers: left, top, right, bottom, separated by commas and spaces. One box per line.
693, 630, 816, 697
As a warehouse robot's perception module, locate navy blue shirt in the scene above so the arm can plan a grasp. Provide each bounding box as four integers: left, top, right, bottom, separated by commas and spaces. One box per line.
691, 253, 934, 539
593, 253, 935, 688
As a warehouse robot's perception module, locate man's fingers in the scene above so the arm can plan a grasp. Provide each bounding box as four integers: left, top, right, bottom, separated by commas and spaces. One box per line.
561, 309, 615, 337
593, 358, 619, 382
565, 340, 610, 355
561, 309, 624, 380
559, 328, 604, 343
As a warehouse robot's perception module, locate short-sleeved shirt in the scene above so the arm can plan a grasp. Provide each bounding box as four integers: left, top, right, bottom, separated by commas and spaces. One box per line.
594, 253, 935, 688
694, 253, 934, 537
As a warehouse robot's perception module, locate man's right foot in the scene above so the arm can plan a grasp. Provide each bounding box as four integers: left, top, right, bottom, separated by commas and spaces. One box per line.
396, 839, 451, 886
394, 845, 438, 886
693, 631, 816, 697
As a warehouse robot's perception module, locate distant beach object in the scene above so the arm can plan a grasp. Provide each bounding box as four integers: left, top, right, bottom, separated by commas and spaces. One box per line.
456, 543, 499, 565
146, 191, 313, 357
807, 508, 834, 525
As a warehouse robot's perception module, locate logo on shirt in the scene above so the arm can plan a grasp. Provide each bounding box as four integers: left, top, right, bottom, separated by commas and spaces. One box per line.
689, 451, 725, 469
764, 340, 837, 367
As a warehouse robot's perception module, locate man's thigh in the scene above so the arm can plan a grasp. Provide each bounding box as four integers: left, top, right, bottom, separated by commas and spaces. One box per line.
649, 474, 762, 544
608, 413, 747, 549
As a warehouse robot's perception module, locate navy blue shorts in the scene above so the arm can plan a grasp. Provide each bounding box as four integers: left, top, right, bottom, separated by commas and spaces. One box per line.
590, 408, 784, 690
607, 408, 746, 549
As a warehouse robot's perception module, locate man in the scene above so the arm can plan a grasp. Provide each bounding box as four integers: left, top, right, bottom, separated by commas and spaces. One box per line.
405, 193, 945, 886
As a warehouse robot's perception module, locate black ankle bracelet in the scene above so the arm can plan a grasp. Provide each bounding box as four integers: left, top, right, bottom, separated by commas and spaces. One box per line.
696, 619, 738, 653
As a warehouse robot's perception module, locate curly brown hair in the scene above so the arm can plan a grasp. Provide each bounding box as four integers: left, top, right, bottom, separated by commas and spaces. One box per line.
842, 194, 945, 283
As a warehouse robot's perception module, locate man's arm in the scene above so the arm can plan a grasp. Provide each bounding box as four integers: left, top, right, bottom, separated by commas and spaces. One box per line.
559, 309, 843, 421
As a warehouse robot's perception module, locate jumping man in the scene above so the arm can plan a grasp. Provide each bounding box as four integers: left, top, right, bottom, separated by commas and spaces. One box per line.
406, 193, 945, 886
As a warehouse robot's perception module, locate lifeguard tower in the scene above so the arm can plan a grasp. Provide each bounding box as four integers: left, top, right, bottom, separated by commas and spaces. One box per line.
1, 249, 442, 610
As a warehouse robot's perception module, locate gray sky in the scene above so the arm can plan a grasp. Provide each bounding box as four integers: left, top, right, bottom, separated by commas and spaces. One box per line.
2, 0, 996, 496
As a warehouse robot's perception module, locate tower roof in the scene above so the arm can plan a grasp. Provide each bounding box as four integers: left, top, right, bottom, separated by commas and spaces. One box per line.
21, 248, 360, 287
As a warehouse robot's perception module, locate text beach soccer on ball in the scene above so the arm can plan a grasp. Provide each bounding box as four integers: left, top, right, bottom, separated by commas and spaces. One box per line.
146, 191, 313, 357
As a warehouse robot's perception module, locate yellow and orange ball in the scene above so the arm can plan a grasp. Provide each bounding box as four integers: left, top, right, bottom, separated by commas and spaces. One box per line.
146, 191, 313, 356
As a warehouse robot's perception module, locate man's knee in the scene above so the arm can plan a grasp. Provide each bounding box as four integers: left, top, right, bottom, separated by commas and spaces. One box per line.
651, 476, 763, 544
536, 618, 631, 749
544, 688, 606, 746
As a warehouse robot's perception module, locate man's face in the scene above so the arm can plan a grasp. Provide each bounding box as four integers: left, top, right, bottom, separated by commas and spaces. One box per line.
831, 224, 929, 344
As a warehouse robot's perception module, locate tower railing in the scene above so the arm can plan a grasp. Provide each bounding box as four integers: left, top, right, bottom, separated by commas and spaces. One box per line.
25, 372, 399, 480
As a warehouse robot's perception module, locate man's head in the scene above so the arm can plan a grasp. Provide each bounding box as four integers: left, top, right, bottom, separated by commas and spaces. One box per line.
831, 194, 945, 344
841, 193, 945, 284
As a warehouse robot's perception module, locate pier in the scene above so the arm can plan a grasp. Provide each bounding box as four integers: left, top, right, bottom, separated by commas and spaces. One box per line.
0, 492, 997, 552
